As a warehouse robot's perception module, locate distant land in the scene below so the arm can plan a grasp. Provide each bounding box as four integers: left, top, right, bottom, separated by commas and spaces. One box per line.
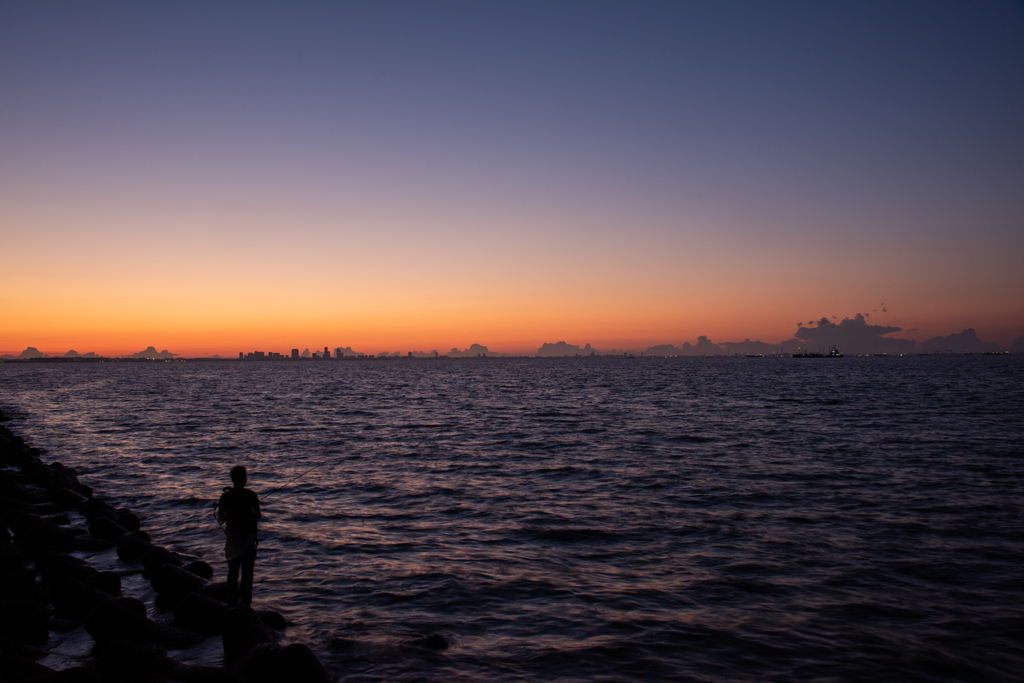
3, 315, 1023, 360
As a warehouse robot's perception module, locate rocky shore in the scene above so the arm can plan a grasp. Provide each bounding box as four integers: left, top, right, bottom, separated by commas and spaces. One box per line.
0, 409, 331, 683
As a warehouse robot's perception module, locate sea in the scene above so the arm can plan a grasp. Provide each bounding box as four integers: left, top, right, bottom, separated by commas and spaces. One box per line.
1, 356, 1022, 682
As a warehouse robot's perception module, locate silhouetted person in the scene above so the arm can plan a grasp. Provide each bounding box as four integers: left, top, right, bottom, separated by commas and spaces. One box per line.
217, 465, 261, 609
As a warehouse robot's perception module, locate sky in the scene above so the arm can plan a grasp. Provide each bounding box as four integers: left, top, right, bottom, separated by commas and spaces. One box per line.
2, 1, 1023, 356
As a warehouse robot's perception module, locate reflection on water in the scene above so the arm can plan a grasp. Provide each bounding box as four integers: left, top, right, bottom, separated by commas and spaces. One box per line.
3, 357, 1023, 681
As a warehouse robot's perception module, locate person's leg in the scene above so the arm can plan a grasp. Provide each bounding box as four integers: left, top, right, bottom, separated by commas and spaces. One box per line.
227, 555, 241, 607
239, 544, 257, 607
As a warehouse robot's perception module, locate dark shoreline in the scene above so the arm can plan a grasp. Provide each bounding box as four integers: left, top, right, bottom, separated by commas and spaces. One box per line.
0, 409, 331, 682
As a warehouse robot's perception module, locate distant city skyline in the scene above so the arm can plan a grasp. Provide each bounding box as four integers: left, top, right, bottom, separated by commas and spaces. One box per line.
3, 314, 1022, 360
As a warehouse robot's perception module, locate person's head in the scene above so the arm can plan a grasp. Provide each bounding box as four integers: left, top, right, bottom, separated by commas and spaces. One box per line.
230, 465, 247, 487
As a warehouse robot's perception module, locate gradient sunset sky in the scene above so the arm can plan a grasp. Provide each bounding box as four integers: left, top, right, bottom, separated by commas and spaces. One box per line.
2, 1, 1022, 356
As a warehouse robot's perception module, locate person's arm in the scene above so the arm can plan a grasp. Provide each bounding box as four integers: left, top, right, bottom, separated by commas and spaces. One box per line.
217, 493, 226, 524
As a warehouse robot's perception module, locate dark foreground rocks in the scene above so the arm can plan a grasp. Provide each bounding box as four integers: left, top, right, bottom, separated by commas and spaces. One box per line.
0, 414, 332, 682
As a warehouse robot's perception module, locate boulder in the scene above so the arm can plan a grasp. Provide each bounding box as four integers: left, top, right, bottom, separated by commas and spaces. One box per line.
0, 571, 45, 602
113, 597, 147, 618
141, 546, 183, 574
0, 634, 47, 659
173, 592, 226, 635
256, 610, 287, 632
0, 547, 27, 573
88, 571, 121, 597
51, 578, 113, 617
84, 600, 201, 649
88, 517, 129, 542
36, 550, 97, 587
184, 560, 213, 580
222, 607, 280, 667
95, 639, 176, 683
273, 643, 332, 683
0, 600, 49, 641
232, 641, 281, 683
116, 512, 140, 533
52, 487, 88, 510
0, 650, 56, 680
115, 534, 152, 561
79, 499, 117, 524
151, 564, 207, 602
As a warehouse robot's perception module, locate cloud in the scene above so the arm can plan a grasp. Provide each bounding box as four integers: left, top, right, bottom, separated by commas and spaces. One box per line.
795, 313, 916, 355
448, 343, 494, 357
536, 341, 602, 357
64, 350, 99, 358
17, 347, 48, 359
333, 346, 365, 357
919, 329, 1002, 354
128, 346, 176, 359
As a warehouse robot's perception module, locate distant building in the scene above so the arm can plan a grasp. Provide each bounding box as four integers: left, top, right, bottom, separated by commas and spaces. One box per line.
239, 352, 243, 359
324, 346, 330, 360
291, 349, 299, 360
335, 348, 343, 359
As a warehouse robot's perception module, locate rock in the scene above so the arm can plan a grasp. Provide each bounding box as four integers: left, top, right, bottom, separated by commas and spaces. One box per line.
232, 641, 281, 683
79, 499, 117, 524
84, 600, 202, 649
52, 487, 88, 510
131, 530, 151, 543
36, 550, 97, 587
151, 564, 207, 602
113, 597, 147, 618
52, 578, 113, 617
256, 610, 287, 632
0, 650, 56, 680
141, 546, 183, 574
0, 526, 10, 544
0, 634, 47, 659
0, 571, 46, 602
0, 600, 49, 641
74, 484, 93, 499
116, 512, 140, 532
273, 643, 332, 683
115, 534, 152, 561
88, 517, 129, 542
27, 502, 63, 516
95, 639, 176, 683
40, 513, 71, 526
173, 592, 226, 635
87, 571, 121, 597
0, 547, 27, 573
183, 560, 213, 580
13, 515, 111, 553
199, 582, 229, 604
222, 607, 280, 667
31, 666, 101, 682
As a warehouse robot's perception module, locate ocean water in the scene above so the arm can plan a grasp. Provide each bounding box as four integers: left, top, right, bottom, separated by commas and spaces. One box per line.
2, 357, 1022, 682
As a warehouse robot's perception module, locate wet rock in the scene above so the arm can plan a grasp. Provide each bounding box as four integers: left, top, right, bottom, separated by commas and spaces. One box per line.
88, 517, 129, 542
0, 526, 10, 544
0, 650, 56, 680
174, 592, 226, 635
79, 499, 117, 524
115, 534, 152, 561
0, 600, 49, 641
87, 571, 121, 597
74, 484, 93, 500
32, 666, 101, 682
232, 641, 281, 683
84, 600, 202, 649
95, 639, 176, 683
52, 578, 113, 617
256, 610, 287, 631
151, 564, 207, 602
0, 547, 27, 573
222, 607, 280, 667
183, 560, 213, 580
116, 512, 140, 533
141, 546, 183, 574
113, 597, 147, 618
27, 502, 63, 516
273, 643, 331, 683
36, 550, 97, 587
13, 515, 111, 553
0, 571, 46, 602
41, 513, 71, 526
52, 487, 89, 510
0, 634, 46, 659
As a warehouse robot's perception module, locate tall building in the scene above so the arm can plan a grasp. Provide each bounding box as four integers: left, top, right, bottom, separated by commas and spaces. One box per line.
238, 352, 243, 359
291, 349, 299, 360
324, 346, 329, 360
